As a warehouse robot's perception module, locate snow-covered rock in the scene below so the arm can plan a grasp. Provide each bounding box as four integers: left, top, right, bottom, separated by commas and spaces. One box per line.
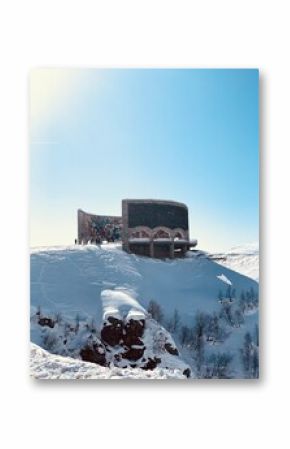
31, 283, 191, 375
30, 343, 187, 380
101, 289, 147, 324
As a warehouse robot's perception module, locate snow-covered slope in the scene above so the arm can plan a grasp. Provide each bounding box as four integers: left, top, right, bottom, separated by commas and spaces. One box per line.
207, 243, 259, 281
30, 244, 259, 378
30, 343, 186, 379
31, 244, 257, 323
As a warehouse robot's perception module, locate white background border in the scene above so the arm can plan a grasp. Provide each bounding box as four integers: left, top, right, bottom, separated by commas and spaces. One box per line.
1, 1, 289, 448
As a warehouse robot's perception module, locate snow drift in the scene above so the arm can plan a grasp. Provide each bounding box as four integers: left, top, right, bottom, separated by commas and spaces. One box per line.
30, 343, 187, 380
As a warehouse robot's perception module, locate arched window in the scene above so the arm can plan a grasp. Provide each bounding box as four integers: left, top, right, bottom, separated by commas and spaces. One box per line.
131, 230, 150, 238
153, 229, 170, 239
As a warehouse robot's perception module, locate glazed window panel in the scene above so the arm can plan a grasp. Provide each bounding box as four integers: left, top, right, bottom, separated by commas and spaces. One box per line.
128, 203, 188, 230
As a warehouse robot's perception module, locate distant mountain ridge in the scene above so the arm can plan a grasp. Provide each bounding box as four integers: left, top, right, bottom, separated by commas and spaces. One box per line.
207, 242, 259, 281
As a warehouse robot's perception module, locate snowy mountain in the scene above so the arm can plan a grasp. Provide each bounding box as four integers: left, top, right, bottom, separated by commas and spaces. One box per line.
30, 243, 259, 379
207, 243, 259, 282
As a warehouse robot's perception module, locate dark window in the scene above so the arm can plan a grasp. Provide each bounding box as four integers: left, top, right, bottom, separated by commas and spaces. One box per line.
128, 203, 188, 230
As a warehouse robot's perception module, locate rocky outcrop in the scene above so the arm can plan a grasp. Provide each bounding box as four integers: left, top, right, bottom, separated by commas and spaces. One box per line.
121, 346, 145, 361
123, 319, 145, 346
31, 307, 191, 377
99, 314, 190, 376
164, 342, 179, 356
142, 357, 161, 370
101, 317, 124, 346
80, 341, 107, 367
101, 316, 146, 366
183, 368, 191, 378
38, 317, 55, 328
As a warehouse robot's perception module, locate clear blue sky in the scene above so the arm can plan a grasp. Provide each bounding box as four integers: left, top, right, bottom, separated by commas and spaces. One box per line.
30, 68, 259, 251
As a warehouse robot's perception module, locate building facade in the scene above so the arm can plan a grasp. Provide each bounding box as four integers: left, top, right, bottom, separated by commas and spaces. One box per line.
77, 199, 197, 258
122, 199, 197, 258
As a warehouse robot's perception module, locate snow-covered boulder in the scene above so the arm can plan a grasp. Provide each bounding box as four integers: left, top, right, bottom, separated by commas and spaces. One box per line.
99, 289, 190, 375
100, 289, 146, 347
79, 340, 107, 366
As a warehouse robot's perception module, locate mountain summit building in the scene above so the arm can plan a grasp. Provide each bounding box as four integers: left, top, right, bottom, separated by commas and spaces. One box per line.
77, 199, 197, 259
